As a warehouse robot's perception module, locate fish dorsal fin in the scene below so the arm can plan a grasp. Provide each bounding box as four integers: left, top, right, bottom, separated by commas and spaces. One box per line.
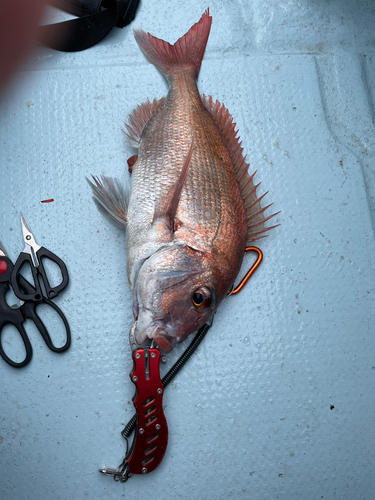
153, 140, 194, 232
125, 97, 166, 147
202, 94, 280, 242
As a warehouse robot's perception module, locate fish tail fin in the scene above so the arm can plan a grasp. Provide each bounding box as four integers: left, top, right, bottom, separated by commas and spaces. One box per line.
134, 9, 212, 81
86, 175, 129, 230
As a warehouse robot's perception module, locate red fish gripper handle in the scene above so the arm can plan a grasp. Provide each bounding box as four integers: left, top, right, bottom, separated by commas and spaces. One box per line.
125, 348, 168, 475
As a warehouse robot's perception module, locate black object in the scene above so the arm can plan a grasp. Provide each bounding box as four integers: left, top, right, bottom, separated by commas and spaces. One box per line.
11, 247, 69, 302
0, 255, 71, 368
38, 0, 140, 52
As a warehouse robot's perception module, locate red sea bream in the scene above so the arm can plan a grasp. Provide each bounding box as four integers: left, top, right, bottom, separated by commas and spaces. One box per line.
89, 10, 278, 352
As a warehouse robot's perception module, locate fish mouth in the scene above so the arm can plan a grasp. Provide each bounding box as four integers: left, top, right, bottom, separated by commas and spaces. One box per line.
151, 331, 176, 353
147, 320, 178, 353
130, 317, 178, 353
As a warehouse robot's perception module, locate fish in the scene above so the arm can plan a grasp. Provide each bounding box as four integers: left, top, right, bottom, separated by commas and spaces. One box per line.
88, 10, 278, 353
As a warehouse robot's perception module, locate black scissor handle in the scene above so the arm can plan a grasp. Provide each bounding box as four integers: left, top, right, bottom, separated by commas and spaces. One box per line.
0, 282, 33, 368
0, 319, 33, 368
11, 252, 42, 302
0, 296, 71, 368
16, 268, 71, 353
1, 263, 71, 367
11, 248, 69, 302
22, 297, 71, 353
36, 247, 69, 299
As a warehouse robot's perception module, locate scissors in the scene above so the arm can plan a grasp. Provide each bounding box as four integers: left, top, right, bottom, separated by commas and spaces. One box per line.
0, 218, 71, 368
10, 213, 69, 302
0, 241, 71, 368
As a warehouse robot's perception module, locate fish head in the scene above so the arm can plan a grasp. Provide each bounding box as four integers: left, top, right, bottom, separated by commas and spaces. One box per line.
131, 244, 227, 352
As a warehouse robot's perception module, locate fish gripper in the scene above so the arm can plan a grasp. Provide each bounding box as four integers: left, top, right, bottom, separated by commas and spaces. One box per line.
125, 348, 168, 475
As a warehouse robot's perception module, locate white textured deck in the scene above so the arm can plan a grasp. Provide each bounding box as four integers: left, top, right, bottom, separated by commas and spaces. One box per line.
0, 1, 374, 498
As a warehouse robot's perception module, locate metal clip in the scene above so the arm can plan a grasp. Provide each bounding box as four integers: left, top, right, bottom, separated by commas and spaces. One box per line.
99, 463, 130, 482
227, 246, 263, 296
99, 467, 120, 477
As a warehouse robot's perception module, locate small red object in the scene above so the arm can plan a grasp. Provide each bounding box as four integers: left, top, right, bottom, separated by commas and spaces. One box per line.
0, 260, 8, 274
41, 199, 54, 203
127, 155, 138, 174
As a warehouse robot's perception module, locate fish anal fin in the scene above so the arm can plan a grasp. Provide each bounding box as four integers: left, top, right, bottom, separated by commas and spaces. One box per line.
153, 140, 194, 232
202, 94, 279, 242
125, 97, 166, 146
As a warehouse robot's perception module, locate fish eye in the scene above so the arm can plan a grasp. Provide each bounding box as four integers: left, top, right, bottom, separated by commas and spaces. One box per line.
192, 287, 212, 309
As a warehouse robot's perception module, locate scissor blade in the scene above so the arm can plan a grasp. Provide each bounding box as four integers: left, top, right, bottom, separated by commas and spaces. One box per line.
20, 213, 41, 264
0, 240, 8, 257
20, 212, 32, 233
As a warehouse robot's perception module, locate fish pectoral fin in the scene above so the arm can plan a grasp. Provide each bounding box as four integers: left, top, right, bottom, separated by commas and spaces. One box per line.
152, 140, 194, 233
124, 97, 166, 147
87, 175, 129, 230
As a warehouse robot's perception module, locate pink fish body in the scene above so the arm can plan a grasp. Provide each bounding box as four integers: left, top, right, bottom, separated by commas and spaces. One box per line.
90, 10, 277, 352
